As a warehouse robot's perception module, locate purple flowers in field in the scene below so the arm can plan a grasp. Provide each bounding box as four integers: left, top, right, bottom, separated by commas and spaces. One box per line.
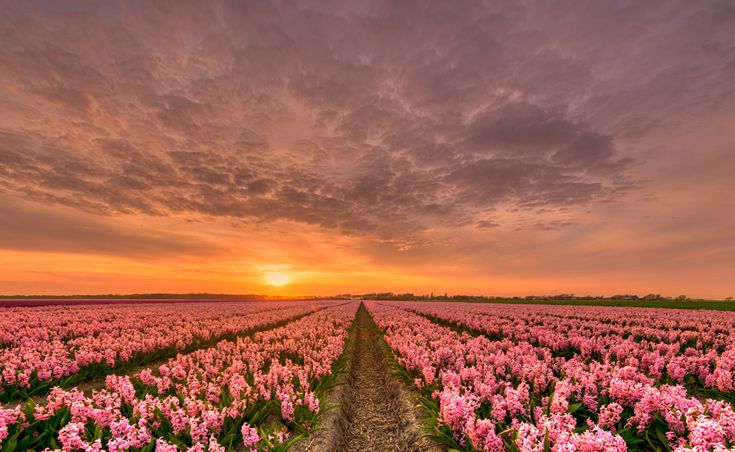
367, 301, 735, 451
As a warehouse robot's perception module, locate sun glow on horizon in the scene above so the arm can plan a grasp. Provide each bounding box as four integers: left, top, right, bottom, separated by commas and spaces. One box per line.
265, 271, 291, 287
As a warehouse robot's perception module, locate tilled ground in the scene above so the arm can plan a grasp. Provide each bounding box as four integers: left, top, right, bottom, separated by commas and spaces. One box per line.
298, 303, 442, 452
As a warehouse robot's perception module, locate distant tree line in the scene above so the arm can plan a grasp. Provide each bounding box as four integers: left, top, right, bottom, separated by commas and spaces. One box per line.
3, 292, 730, 302
339, 292, 723, 302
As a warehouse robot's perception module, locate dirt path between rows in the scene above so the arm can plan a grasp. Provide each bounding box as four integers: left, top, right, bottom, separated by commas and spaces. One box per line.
297, 303, 443, 452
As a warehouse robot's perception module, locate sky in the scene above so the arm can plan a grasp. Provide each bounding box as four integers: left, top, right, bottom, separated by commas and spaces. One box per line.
1, 0, 734, 298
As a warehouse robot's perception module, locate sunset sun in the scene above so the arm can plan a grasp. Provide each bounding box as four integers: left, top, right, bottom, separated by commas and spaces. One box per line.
265, 272, 291, 287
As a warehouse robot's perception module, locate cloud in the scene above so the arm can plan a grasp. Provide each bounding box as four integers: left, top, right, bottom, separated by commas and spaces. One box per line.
1, 0, 733, 247
0, 197, 223, 258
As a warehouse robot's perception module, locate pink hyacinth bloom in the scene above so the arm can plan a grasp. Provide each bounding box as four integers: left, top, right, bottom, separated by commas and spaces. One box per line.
241, 423, 260, 449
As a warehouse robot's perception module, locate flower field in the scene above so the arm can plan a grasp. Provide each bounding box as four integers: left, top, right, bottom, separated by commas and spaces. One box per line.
0, 301, 331, 402
2, 299, 734, 451
365, 301, 735, 451
0, 301, 358, 450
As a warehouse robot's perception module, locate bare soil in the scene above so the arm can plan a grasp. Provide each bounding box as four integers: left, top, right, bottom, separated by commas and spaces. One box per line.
297, 304, 443, 452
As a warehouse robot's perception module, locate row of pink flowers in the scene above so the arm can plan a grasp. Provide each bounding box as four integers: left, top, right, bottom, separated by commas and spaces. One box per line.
0, 301, 358, 450
403, 301, 735, 393
0, 301, 332, 397
366, 301, 735, 451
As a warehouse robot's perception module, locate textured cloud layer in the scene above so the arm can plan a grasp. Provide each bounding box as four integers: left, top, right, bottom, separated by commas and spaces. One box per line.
4, 1, 726, 233
1, 0, 734, 296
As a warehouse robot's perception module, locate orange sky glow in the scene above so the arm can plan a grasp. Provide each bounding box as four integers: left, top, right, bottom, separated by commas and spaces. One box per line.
1, 1, 734, 299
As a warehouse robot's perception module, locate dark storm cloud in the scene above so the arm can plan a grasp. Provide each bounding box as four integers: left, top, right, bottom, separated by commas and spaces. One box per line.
1, 0, 734, 242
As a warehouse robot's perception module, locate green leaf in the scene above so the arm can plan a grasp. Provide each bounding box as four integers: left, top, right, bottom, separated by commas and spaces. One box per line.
3, 433, 18, 452
655, 428, 672, 451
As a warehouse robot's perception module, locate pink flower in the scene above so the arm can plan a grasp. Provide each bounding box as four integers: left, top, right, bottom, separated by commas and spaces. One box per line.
570, 426, 626, 451
58, 422, 94, 451
598, 403, 623, 430
241, 423, 260, 449
155, 438, 179, 452
303, 391, 320, 413
208, 435, 225, 452
281, 397, 295, 422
